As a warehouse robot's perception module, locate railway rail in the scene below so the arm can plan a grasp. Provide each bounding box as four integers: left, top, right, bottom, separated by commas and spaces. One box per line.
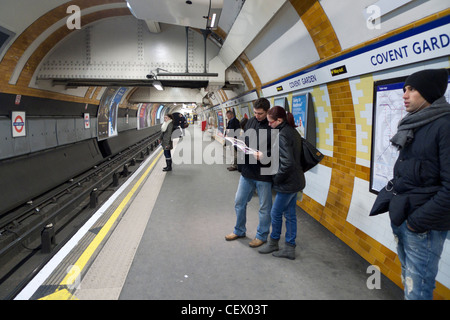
0, 132, 161, 300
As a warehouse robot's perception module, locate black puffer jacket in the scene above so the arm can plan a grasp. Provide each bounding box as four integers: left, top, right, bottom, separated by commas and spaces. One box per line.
272, 121, 305, 193
389, 105, 450, 233
241, 116, 272, 182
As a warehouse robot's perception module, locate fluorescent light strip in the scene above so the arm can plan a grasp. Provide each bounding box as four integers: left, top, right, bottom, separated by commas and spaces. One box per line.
153, 81, 163, 90
210, 13, 217, 28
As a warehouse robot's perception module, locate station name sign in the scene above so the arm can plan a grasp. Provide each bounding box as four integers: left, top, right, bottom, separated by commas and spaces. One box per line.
262, 17, 449, 97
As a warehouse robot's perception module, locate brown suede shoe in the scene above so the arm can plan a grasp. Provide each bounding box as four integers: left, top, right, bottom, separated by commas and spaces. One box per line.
249, 238, 266, 248
225, 233, 245, 241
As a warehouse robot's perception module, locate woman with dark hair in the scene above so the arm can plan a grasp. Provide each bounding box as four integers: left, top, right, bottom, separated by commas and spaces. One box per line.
159, 114, 174, 172
258, 106, 305, 259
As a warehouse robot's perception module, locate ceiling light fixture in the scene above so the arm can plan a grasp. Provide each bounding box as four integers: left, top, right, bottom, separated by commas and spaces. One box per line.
210, 13, 217, 28
153, 80, 163, 91
206, 8, 221, 29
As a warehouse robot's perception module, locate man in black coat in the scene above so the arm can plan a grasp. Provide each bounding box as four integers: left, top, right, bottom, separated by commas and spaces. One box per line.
225, 98, 273, 248
372, 68, 450, 300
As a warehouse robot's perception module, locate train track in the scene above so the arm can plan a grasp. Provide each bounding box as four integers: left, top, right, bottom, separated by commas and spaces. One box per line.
0, 132, 161, 300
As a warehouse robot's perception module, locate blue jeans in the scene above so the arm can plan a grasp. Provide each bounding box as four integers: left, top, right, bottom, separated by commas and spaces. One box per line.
234, 176, 272, 241
163, 149, 171, 159
391, 221, 448, 300
270, 192, 298, 246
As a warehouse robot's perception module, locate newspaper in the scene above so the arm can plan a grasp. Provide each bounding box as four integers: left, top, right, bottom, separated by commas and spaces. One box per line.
225, 137, 259, 155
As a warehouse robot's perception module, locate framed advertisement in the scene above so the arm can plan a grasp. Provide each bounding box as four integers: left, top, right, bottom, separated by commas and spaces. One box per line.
97, 87, 128, 141
292, 94, 308, 138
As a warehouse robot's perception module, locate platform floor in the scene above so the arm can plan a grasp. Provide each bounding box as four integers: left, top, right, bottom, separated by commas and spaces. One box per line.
19, 125, 403, 300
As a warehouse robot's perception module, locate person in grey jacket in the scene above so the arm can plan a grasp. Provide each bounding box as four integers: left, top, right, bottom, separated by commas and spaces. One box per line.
372, 68, 450, 299
159, 114, 174, 172
258, 106, 305, 260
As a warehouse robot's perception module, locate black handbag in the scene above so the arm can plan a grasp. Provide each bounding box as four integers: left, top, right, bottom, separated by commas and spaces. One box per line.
300, 137, 324, 172
369, 180, 394, 216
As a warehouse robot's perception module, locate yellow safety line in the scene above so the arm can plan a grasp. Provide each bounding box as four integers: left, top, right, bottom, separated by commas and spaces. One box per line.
40, 150, 164, 300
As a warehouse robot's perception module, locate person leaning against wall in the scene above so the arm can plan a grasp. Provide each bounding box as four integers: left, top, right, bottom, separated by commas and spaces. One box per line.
371, 68, 450, 300
258, 106, 305, 260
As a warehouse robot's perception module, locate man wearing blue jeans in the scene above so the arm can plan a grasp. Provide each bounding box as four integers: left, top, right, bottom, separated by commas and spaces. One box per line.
391, 223, 447, 299
225, 98, 272, 248
232, 176, 272, 245
371, 69, 450, 299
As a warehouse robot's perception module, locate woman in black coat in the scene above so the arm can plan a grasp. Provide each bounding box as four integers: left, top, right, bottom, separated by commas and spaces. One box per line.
159, 114, 174, 171
258, 106, 305, 259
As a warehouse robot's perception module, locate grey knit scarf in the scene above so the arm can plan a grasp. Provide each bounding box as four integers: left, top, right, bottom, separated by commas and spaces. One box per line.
390, 96, 450, 150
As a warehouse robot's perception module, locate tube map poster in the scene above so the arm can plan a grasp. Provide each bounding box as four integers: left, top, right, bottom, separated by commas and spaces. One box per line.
370, 75, 450, 193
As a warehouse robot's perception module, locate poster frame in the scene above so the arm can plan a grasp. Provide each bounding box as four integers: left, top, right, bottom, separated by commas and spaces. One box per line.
369, 76, 408, 194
